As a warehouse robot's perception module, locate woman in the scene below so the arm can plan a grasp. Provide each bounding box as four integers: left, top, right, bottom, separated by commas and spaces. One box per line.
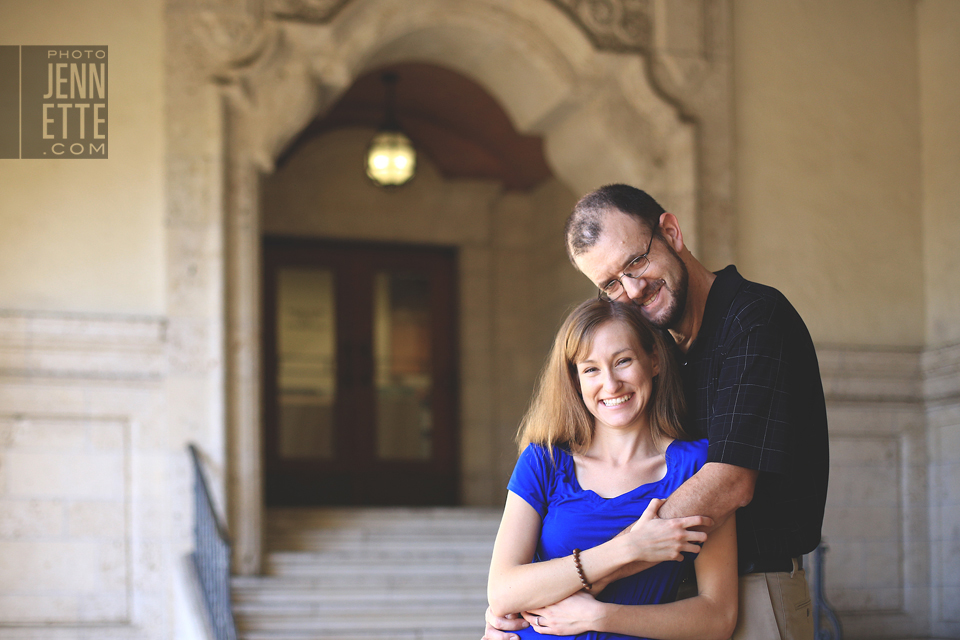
487, 299, 737, 640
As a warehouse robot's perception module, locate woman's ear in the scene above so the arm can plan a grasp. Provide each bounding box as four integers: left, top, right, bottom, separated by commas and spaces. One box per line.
650, 349, 660, 377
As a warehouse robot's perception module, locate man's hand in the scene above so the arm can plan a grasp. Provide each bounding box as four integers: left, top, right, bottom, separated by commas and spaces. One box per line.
589, 499, 711, 592
483, 606, 529, 640
522, 591, 605, 636
624, 498, 712, 563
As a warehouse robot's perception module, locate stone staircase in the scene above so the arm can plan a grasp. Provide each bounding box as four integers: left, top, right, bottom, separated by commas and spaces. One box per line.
232, 507, 502, 640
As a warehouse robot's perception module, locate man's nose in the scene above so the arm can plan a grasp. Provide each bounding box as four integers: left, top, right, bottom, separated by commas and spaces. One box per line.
620, 275, 648, 303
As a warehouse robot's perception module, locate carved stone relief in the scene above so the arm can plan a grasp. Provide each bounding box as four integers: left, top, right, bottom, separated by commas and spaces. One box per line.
546, 0, 654, 53
266, 0, 657, 52
268, 0, 353, 23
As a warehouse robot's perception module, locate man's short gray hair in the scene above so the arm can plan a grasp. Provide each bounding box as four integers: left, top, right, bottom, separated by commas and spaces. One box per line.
564, 184, 666, 264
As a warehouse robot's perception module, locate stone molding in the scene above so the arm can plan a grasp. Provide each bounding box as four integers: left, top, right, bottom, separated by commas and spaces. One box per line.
266, 0, 656, 52
817, 341, 960, 405
0, 311, 166, 382
922, 341, 960, 404
817, 344, 924, 404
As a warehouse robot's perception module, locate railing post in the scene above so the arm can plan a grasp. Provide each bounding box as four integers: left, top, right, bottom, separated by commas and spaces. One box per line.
810, 539, 843, 640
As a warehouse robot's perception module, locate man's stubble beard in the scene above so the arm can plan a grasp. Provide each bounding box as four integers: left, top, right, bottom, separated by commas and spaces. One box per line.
644, 245, 689, 332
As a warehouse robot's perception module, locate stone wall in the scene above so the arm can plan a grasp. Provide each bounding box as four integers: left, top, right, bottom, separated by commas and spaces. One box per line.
0, 312, 207, 639
733, 0, 924, 347
818, 346, 929, 636
924, 344, 960, 637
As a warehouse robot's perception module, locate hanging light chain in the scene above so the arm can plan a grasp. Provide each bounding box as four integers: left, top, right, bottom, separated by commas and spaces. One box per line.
366, 71, 417, 187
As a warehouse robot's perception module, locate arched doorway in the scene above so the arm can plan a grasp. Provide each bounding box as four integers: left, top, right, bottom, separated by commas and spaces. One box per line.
260, 63, 558, 507
165, 0, 730, 573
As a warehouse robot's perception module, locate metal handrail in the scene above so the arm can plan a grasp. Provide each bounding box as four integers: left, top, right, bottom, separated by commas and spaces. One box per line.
811, 539, 843, 640
188, 444, 238, 640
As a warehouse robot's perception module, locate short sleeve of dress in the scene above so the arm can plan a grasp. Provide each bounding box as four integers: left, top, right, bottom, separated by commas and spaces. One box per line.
668, 438, 709, 482
506, 444, 554, 519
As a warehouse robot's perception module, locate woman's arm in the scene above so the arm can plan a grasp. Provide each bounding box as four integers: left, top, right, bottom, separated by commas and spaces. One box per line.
487, 493, 709, 618
524, 515, 738, 640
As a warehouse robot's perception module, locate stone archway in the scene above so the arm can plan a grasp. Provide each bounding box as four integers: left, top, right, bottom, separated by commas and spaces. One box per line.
165, 0, 731, 574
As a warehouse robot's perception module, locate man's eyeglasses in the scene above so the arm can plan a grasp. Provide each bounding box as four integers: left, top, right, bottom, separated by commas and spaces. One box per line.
597, 233, 656, 302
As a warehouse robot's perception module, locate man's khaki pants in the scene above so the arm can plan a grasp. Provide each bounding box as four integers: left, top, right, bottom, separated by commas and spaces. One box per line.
731, 561, 813, 640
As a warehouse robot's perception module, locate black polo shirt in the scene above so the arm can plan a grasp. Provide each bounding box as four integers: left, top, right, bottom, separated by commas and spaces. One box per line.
674, 266, 829, 571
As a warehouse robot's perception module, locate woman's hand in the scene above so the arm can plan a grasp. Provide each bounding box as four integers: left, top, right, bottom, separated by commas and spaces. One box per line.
623, 499, 711, 563
522, 592, 606, 636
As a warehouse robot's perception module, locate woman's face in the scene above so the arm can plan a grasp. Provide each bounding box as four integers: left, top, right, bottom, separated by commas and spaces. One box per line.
576, 320, 659, 432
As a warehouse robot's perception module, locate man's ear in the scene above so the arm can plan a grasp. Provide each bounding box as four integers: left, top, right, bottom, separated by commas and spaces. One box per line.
658, 212, 685, 253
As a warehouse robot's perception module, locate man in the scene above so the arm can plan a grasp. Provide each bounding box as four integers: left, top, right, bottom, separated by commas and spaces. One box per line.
485, 184, 829, 639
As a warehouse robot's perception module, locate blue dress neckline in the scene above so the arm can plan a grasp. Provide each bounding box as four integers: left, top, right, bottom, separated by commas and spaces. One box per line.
560, 439, 680, 503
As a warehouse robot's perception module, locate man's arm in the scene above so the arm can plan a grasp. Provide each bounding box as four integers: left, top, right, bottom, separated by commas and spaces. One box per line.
657, 462, 757, 528
585, 465, 749, 589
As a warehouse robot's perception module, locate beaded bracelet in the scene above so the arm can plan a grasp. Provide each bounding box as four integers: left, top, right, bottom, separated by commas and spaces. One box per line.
572, 548, 592, 591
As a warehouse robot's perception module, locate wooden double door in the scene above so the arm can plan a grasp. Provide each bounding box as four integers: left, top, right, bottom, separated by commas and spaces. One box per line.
263, 238, 459, 506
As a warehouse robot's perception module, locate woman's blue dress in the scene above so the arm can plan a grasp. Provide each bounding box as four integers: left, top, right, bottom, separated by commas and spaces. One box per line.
506, 438, 708, 640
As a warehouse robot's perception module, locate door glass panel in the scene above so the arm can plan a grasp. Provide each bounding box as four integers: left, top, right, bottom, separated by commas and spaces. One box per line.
276, 268, 336, 459
373, 271, 432, 460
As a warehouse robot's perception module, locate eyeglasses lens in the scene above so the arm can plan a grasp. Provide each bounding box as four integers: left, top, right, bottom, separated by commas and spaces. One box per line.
597, 256, 650, 302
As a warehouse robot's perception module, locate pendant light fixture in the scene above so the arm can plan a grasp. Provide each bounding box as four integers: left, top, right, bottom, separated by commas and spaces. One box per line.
365, 72, 417, 187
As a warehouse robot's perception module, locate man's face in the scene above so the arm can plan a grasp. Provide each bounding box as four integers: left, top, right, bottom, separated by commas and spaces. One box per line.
572, 210, 689, 331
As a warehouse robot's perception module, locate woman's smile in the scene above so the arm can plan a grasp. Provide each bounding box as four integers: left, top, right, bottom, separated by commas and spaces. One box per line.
601, 393, 633, 407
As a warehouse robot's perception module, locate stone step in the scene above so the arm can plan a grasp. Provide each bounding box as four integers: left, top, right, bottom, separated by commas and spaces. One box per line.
235, 507, 498, 640
267, 525, 500, 537
234, 574, 485, 592
234, 597, 488, 617
237, 612, 485, 633
266, 507, 502, 530
265, 534, 496, 554
233, 587, 486, 606
264, 551, 490, 577
265, 548, 491, 564
239, 630, 481, 640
